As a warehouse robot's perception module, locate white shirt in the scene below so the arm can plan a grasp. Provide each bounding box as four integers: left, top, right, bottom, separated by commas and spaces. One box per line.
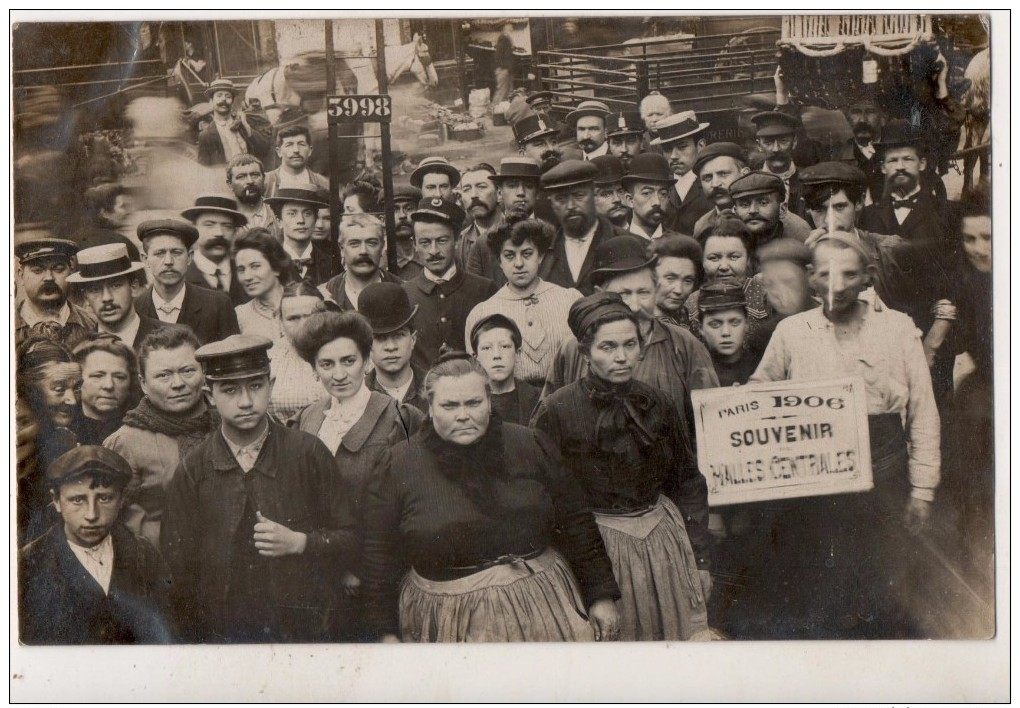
379, 374, 414, 404
151, 286, 187, 323
284, 241, 315, 278
424, 264, 458, 284
674, 170, 697, 202
564, 222, 598, 282
629, 220, 663, 240
344, 272, 383, 310
98, 309, 141, 347
192, 250, 232, 291
213, 116, 247, 162
68, 534, 114, 595
223, 421, 270, 473
278, 168, 313, 188
581, 142, 609, 160
316, 384, 373, 454
19, 300, 70, 327
856, 140, 876, 160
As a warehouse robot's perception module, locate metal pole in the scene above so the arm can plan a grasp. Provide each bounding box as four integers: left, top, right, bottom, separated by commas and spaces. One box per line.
325, 20, 340, 245
375, 19, 399, 274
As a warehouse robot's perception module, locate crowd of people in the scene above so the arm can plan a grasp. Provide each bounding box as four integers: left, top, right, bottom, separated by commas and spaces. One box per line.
15, 53, 994, 645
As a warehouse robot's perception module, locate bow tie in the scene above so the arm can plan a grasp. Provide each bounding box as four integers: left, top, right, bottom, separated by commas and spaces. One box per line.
293, 258, 313, 272
892, 195, 919, 209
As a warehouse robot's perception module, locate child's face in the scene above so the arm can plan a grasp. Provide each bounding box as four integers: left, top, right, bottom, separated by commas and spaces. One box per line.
700, 307, 747, 362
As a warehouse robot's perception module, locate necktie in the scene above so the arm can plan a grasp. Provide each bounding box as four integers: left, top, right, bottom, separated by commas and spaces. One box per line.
214, 268, 224, 290
892, 195, 919, 209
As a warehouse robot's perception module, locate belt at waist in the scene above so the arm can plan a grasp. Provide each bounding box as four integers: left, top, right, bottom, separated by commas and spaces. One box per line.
417, 547, 546, 583
868, 412, 905, 441
589, 501, 657, 516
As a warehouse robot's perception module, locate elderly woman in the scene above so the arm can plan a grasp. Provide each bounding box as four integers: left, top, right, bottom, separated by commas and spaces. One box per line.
103, 326, 218, 547
231, 227, 299, 341
16, 337, 83, 544
72, 334, 142, 445
268, 281, 332, 423
361, 355, 621, 643
532, 292, 714, 641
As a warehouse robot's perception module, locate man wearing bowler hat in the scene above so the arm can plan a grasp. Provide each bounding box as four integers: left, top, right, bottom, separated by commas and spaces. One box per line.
360, 282, 428, 414
729, 172, 812, 247
19, 446, 175, 644
605, 109, 647, 170
68, 243, 167, 350
539, 159, 630, 295
751, 110, 808, 218
409, 155, 461, 203
590, 155, 632, 230
182, 193, 250, 305
14, 225, 97, 350
198, 78, 270, 167
622, 152, 676, 241
403, 197, 498, 370
651, 111, 714, 236
161, 334, 359, 642
391, 184, 425, 280
566, 100, 612, 160
265, 185, 340, 286
133, 219, 240, 346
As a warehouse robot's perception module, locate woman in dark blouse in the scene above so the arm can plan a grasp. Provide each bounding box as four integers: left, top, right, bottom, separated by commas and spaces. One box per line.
71, 334, 141, 445
361, 355, 621, 643
532, 292, 713, 641
468, 314, 541, 426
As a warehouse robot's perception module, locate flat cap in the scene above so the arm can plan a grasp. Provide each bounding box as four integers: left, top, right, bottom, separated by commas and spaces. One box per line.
693, 142, 746, 176
195, 334, 273, 381
14, 224, 78, 263
411, 196, 467, 232
698, 282, 747, 313
46, 445, 133, 486
136, 218, 200, 249
591, 155, 627, 186
540, 159, 599, 191
588, 235, 657, 288
751, 111, 801, 137
620, 152, 675, 186
410, 156, 461, 189
729, 171, 786, 200
393, 184, 423, 203
650, 110, 710, 146
469, 313, 522, 353
567, 291, 635, 340
799, 161, 868, 187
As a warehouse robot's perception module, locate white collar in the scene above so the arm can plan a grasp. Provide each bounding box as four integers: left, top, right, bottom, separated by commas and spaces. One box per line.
192, 249, 230, 277
67, 533, 114, 595
629, 220, 663, 240
98, 308, 141, 345
283, 240, 314, 261
424, 264, 458, 283
152, 285, 186, 311
893, 185, 922, 202
674, 169, 697, 197
19, 300, 70, 327
582, 142, 609, 159
325, 383, 373, 420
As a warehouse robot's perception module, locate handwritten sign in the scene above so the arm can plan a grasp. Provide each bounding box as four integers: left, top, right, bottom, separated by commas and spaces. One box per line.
691, 377, 873, 506
327, 95, 392, 123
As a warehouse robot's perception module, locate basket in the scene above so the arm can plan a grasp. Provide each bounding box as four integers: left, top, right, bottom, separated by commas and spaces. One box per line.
780, 14, 933, 57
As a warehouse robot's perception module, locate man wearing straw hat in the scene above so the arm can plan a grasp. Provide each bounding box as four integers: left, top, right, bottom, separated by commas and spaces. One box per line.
565, 100, 612, 160
197, 78, 270, 167
650, 110, 714, 236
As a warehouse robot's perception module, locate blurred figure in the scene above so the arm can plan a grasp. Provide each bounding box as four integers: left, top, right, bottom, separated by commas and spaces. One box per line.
76, 183, 141, 260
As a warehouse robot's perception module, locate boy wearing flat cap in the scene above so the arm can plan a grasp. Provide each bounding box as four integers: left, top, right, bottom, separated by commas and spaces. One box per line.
161, 334, 360, 642
698, 283, 758, 387
19, 446, 175, 644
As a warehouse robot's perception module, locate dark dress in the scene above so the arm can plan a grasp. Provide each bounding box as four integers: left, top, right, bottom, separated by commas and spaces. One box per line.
490, 380, 541, 426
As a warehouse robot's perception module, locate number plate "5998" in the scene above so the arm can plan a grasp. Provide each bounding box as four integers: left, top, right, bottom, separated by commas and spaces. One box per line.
327, 95, 392, 123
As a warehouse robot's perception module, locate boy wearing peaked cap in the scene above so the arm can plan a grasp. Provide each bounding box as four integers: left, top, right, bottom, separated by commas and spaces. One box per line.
160, 334, 360, 642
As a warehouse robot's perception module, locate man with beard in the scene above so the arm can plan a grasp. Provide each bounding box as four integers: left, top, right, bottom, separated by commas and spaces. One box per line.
409, 156, 461, 203
751, 111, 807, 218
226, 154, 275, 233
622, 152, 675, 241
134, 219, 239, 345
14, 226, 96, 350
539, 160, 628, 296
651, 111, 713, 236
70, 244, 165, 350
455, 163, 504, 270
181, 194, 249, 306
591, 155, 631, 229
466, 157, 545, 285
830, 94, 887, 203
606, 109, 645, 170
691, 142, 750, 242
264, 124, 329, 197
566, 100, 611, 160
391, 185, 424, 280
402, 197, 498, 369
265, 186, 340, 286
639, 91, 672, 139
729, 172, 812, 247
320, 213, 402, 311
197, 79, 270, 167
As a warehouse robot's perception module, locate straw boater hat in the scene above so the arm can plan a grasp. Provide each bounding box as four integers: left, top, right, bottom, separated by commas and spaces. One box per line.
204, 78, 239, 100
66, 243, 146, 284
489, 156, 542, 184
649, 110, 710, 146
181, 194, 249, 227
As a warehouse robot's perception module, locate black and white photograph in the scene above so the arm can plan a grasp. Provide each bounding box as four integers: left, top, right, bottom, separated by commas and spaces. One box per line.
9, 9, 1007, 702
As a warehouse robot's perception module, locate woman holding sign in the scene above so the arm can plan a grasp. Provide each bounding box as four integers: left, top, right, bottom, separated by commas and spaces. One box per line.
532, 292, 714, 641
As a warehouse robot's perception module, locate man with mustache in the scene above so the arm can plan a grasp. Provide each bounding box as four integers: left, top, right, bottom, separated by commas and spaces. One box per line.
455, 163, 504, 270
605, 109, 646, 170
182, 194, 250, 306
197, 78, 270, 168
830, 94, 887, 203
320, 213, 402, 311
409, 155, 461, 203
133, 219, 240, 346
566, 100, 611, 160
264, 124, 329, 198
226, 154, 276, 234
729, 172, 812, 247
402, 197, 497, 369
391, 185, 424, 280
652, 111, 714, 236
265, 185, 340, 286
751, 111, 808, 219
14, 226, 97, 350
591, 155, 632, 229
511, 112, 575, 226
69, 244, 166, 350
691, 142, 751, 242
622, 152, 675, 241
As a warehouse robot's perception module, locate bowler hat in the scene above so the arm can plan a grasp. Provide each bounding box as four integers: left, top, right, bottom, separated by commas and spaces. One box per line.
751, 111, 801, 138
698, 282, 746, 313
590, 155, 627, 186
606, 110, 645, 138
410, 156, 461, 189
874, 119, 923, 152
359, 282, 419, 335
539, 159, 599, 191
620, 152, 675, 186
411, 197, 467, 232
263, 185, 329, 211
181, 194, 249, 226
693, 142, 746, 176
650, 110, 710, 146
195, 334, 273, 381
799, 161, 868, 187
14, 224, 78, 264
565, 100, 611, 128
728, 172, 786, 201
588, 235, 657, 287
204, 78, 238, 100
66, 243, 145, 284
512, 113, 560, 145
46, 445, 133, 486
490, 156, 542, 183
136, 219, 200, 249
